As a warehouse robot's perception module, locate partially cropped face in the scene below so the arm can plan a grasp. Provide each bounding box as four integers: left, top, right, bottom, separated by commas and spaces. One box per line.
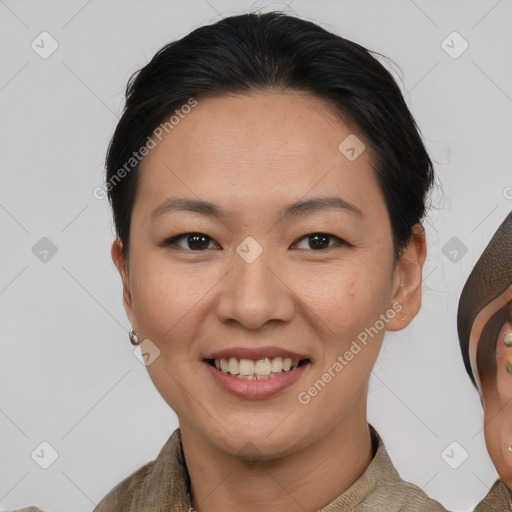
112, 91, 422, 459
470, 286, 512, 488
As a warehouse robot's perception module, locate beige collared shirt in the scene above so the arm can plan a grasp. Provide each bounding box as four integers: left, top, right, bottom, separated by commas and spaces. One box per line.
473, 478, 512, 512
89, 424, 447, 511
11, 428, 512, 511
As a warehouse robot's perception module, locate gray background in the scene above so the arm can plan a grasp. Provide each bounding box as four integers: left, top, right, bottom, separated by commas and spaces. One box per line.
1, 0, 511, 511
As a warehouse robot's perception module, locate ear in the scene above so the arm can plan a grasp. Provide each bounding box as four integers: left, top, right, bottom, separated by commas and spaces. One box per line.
386, 222, 427, 332
111, 238, 136, 327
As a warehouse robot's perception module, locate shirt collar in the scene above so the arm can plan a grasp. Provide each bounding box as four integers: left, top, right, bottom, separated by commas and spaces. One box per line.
108, 424, 445, 511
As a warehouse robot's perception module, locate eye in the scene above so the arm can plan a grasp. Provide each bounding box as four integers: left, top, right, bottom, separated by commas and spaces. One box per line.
291, 233, 349, 251
161, 233, 220, 251
161, 232, 350, 252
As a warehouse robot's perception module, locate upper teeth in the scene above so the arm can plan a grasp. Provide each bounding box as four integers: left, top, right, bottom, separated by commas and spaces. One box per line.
214, 357, 300, 378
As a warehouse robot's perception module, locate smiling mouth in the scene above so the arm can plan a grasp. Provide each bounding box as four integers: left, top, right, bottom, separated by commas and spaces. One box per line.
206, 357, 311, 380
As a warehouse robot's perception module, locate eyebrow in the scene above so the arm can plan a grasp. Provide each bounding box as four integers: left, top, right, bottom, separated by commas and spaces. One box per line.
150, 196, 363, 222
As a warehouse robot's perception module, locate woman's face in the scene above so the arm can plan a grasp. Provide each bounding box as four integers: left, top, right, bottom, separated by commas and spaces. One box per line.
113, 91, 421, 458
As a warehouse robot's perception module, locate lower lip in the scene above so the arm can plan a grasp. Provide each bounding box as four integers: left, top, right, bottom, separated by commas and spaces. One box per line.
204, 361, 309, 399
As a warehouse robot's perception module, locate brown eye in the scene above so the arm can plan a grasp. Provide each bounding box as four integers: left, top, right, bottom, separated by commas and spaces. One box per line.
162, 233, 220, 251
292, 233, 348, 251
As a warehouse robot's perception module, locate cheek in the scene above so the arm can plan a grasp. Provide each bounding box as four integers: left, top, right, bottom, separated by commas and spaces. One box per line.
130, 242, 394, 350
129, 260, 215, 352
300, 261, 393, 337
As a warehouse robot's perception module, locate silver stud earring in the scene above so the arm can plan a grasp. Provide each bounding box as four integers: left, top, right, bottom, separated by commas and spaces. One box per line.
503, 329, 512, 348
507, 445, 512, 454
129, 327, 140, 346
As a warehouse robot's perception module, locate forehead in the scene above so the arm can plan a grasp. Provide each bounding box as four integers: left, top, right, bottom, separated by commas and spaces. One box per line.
134, 91, 383, 220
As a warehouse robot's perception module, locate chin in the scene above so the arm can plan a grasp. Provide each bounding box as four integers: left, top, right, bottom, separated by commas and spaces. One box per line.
207, 416, 311, 460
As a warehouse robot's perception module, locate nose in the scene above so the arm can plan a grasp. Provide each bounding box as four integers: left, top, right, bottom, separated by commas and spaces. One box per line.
215, 247, 296, 330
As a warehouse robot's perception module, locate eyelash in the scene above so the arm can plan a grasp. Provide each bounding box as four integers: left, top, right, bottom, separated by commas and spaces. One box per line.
160, 232, 351, 252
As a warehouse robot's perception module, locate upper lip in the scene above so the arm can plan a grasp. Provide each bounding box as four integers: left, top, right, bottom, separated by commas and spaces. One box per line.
204, 346, 310, 361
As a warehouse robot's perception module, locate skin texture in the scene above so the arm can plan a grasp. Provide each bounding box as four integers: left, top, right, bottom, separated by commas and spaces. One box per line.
458, 210, 512, 490
469, 286, 512, 489
111, 91, 427, 512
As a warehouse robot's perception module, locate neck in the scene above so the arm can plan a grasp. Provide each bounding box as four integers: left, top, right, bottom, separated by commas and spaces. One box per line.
180, 407, 373, 512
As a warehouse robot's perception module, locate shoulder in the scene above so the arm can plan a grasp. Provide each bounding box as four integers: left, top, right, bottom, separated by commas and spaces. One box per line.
364, 477, 448, 511
5, 451, 165, 512
92, 427, 189, 511
3, 462, 157, 512
473, 478, 512, 511
92, 458, 157, 511
351, 425, 448, 511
